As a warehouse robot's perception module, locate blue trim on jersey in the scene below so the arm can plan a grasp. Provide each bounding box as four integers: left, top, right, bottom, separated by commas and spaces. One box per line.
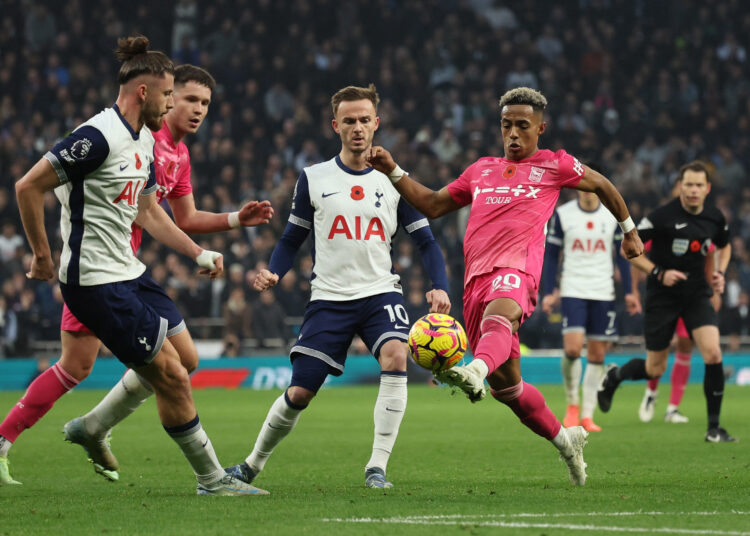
335, 155, 374, 175
615, 240, 633, 294
113, 104, 139, 140
47, 125, 110, 185
142, 162, 157, 194
67, 178, 86, 285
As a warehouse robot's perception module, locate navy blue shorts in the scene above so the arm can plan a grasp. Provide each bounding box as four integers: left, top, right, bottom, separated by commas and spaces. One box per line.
290, 292, 410, 377
60, 273, 185, 367
561, 297, 617, 340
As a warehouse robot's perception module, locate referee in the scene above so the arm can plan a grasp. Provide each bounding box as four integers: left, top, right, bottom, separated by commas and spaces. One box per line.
598, 161, 735, 442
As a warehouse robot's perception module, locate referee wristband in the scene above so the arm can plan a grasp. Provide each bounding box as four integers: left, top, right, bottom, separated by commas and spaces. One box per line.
227, 211, 241, 229
388, 164, 405, 184
651, 265, 664, 281
618, 216, 635, 233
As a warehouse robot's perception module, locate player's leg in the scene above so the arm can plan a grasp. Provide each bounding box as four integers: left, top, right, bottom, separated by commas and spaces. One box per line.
0, 328, 98, 485
664, 322, 692, 423
599, 290, 677, 413
358, 293, 410, 489
227, 356, 326, 485
581, 340, 608, 432
488, 357, 588, 486
70, 329, 196, 444
228, 300, 353, 485
560, 297, 585, 427
691, 325, 735, 442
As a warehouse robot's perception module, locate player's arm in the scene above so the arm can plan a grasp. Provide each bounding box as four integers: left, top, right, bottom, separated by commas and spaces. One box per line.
168, 193, 273, 234
366, 146, 461, 218
575, 165, 643, 259
613, 237, 639, 315
711, 243, 731, 294
398, 200, 451, 314
136, 190, 223, 279
255, 172, 312, 291
15, 158, 60, 280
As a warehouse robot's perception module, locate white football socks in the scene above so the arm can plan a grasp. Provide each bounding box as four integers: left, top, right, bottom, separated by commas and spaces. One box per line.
164, 417, 224, 486
561, 355, 582, 406
581, 362, 604, 419
83, 368, 154, 437
366, 374, 407, 472
245, 392, 302, 474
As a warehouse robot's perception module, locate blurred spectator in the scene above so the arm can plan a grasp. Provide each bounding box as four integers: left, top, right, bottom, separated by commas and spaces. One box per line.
252, 290, 289, 348
223, 287, 253, 348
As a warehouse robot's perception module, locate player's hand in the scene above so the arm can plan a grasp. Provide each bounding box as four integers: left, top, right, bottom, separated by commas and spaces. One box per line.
253, 268, 279, 291
541, 290, 559, 314
426, 289, 451, 314
662, 269, 687, 287
239, 200, 274, 227
621, 230, 644, 259
625, 293, 642, 315
195, 249, 224, 279
366, 146, 397, 175
26, 254, 55, 281
711, 270, 725, 294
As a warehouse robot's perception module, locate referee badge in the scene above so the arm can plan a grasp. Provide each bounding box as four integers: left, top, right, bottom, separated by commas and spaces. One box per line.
672, 238, 689, 256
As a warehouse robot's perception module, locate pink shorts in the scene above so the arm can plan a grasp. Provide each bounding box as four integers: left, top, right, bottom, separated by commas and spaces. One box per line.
675, 317, 688, 339
463, 267, 538, 358
61, 303, 92, 333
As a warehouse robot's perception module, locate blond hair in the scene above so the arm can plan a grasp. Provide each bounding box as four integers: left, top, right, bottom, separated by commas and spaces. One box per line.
498, 87, 548, 112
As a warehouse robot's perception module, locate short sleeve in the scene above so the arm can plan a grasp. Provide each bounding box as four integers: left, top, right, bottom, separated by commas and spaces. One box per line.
167, 149, 193, 199
44, 125, 109, 184
446, 164, 475, 207
289, 171, 313, 229
555, 150, 585, 188
141, 162, 157, 195
637, 214, 656, 244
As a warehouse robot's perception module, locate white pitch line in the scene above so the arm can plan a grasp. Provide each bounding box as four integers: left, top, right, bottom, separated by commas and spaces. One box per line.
322, 514, 750, 536
389, 511, 750, 519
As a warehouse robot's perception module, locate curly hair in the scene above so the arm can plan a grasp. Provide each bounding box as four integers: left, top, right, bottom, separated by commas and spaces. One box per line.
498, 87, 548, 112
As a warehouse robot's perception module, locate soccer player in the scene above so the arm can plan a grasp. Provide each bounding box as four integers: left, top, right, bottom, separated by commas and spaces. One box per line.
541, 181, 636, 433
52, 64, 272, 482
367, 87, 643, 486
0, 36, 266, 495
225, 84, 451, 490
598, 161, 736, 443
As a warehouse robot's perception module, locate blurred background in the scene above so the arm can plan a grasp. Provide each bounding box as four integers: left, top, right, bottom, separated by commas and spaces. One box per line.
1, 0, 749, 361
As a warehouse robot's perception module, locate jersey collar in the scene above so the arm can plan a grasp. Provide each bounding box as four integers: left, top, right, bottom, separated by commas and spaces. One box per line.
335, 155, 374, 176
113, 103, 140, 141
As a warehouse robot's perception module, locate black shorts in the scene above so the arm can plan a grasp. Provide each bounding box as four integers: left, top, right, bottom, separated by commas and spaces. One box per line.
644, 285, 717, 351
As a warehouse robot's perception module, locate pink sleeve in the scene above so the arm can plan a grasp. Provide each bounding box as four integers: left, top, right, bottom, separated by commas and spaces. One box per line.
167, 152, 193, 199
446, 165, 474, 207
555, 150, 585, 188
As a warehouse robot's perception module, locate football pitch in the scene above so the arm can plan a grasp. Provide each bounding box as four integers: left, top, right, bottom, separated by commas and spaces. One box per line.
0, 384, 747, 535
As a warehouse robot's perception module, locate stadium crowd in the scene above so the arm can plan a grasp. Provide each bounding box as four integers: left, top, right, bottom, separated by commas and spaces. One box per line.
1, 0, 749, 357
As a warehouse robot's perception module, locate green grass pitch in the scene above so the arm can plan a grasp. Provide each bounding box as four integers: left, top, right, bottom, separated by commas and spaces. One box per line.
0, 383, 748, 535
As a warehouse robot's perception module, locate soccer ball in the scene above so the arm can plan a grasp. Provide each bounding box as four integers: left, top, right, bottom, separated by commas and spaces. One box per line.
407, 313, 468, 373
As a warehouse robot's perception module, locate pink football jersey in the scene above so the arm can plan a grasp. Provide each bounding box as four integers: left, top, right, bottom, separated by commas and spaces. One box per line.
447, 149, 584, 285
130, 122, 193, 252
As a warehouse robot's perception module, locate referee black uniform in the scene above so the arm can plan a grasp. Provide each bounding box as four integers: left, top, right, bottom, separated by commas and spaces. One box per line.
638, 197, 729, 349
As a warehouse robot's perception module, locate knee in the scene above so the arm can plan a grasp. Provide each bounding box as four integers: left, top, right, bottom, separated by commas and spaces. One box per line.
563, 351, 580, 361
180, 350, 199, 374
287, 385, 315, 407
703, 348, 722, 365
378, 343, 408, 372
152, 358, 192, 395
646, 361, 667, 378
58, 357, 95, 382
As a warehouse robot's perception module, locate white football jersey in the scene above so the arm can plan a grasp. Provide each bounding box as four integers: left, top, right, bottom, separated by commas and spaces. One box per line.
46, 105, 157, 286
289, 156, 428, 301
546, 199, 623, 300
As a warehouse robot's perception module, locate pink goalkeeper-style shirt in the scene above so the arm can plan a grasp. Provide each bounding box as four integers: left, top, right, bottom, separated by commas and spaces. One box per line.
130, 121, 194, 252
447, 149, 584, 285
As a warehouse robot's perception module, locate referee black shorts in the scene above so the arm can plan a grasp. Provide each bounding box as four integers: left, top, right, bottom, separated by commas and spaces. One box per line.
644, 285, 717, 351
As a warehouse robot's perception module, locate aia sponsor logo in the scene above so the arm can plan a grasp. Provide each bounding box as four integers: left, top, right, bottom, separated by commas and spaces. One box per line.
328, 215, 385, 241
112, 180, 145, 205
571, 238, 607, 252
